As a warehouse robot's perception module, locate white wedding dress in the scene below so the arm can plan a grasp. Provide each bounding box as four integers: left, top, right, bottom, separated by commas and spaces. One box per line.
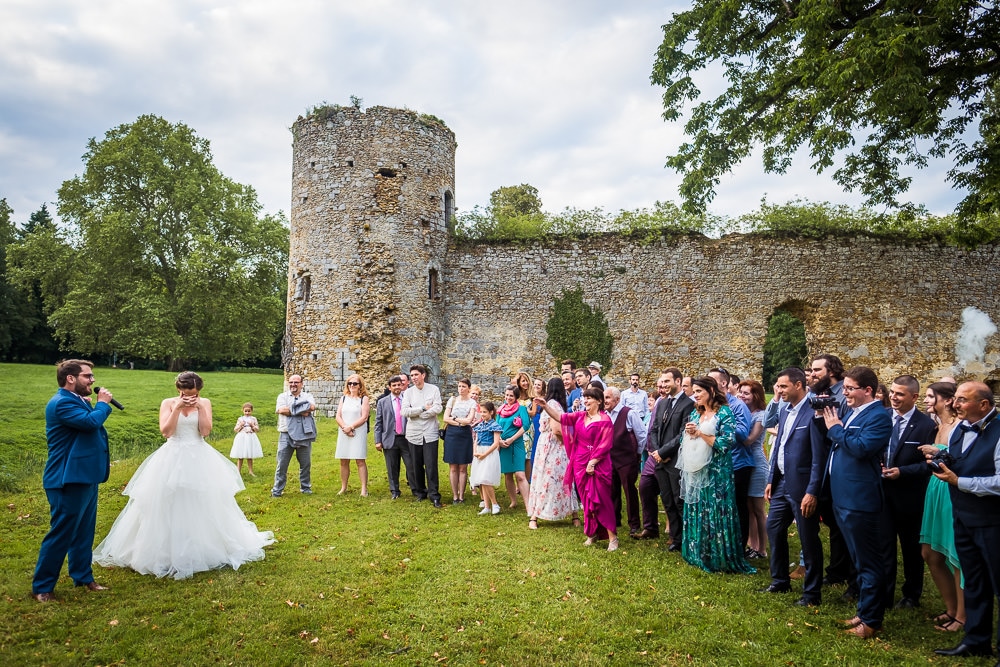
93, 410, 275, 580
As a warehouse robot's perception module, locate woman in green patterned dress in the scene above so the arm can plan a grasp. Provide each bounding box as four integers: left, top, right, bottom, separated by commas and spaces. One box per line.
679, 376, 755, 574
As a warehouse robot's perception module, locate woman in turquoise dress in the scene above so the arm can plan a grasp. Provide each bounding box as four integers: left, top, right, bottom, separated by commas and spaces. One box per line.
678, 376, 755, 574
497, 384, 531, 509
918, 381, 964, 632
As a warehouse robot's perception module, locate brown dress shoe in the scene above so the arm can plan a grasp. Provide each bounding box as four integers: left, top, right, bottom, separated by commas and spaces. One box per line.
840, 615, 863, 628
82, 582, 108, 591
632, 529, 659, 540
789, 564, 806, 580
32, 592, 54, 602
844, 622, 878, 638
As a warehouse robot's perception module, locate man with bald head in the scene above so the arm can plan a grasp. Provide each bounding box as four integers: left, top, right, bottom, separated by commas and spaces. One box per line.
931, 382, 1000, 659
272, 374, 317, 497
605, 386, 646, 536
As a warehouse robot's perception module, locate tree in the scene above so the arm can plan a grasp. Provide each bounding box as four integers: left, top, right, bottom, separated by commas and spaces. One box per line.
652, 1, 1000, 218
0, 203, 61, 362
762, 310, 808, 387
545, 286, 613, 375
489, 184, 543, 220
9, 115, 289, 369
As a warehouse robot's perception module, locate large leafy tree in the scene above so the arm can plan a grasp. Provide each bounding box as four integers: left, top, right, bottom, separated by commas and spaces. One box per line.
9, 115, 289, 369
652, 1, 1000, 218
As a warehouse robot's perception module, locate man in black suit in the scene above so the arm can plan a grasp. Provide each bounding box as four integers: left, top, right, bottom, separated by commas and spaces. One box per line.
638, 368, 694, 550
882, 374, 935, 609
932, 382, 1000, 660
761, 368, 829, 606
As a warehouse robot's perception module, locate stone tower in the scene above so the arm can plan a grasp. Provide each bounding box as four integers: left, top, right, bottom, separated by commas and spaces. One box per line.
285, 105, 456, 412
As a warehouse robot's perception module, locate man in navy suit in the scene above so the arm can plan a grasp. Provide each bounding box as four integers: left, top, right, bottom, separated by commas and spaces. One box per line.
932, 382, 1000, 660
882, 375, 935, 609
32, 359, 114, 602
822, 366, 892, 638
761, 368, 829, 606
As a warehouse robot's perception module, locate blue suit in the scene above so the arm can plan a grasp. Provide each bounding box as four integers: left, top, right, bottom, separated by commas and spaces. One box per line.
32, 388, 111, 594
766, 403, 829, 600
825, 401, 892, 628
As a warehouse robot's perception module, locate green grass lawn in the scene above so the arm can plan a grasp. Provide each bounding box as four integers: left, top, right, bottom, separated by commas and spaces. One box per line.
0, 364, 981, 665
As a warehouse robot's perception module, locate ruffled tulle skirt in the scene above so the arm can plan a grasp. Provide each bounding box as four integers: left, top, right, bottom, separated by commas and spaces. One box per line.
93, 436, 274, 580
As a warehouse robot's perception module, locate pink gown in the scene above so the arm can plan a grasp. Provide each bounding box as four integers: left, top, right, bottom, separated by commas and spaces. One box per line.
561, 411, 615, 539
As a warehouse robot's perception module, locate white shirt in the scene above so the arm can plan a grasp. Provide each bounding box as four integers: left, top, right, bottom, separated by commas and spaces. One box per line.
776, 394, 810, 475
276, 390, 315, 433
622, 387, 649, 421
401, 383, 442, 443
955, 409, 1000, 497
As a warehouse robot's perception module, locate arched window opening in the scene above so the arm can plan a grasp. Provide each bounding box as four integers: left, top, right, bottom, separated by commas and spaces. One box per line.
762, 307, 808, 387
444, 190, 455, 233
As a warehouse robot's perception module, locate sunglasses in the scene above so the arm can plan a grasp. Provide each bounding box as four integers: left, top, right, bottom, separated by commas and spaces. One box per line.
347, 381, 360, 386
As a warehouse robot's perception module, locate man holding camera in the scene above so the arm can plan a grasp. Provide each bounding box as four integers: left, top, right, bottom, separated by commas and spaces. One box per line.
821, 366, 892, 638
931, 381, 1000, 660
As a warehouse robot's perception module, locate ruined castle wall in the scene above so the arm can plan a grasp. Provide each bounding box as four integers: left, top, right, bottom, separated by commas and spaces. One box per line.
286, 106, 455, 411
440, 234, 1000, 394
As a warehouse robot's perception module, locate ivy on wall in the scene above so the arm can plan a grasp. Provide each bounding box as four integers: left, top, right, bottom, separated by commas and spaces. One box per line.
545, 286, 613, 376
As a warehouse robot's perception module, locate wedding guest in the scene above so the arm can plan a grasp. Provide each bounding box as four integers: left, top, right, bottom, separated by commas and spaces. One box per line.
402, 364, 443, 508
335, 374, 371, 496
738, 379, 770, 559
374, 375, 413, 499
538, 386, 618, 550
272, 375, 316, 497
497, 385, 531, 509
443, 379, 476, 504
514, 372, 538, 483
526, 378, 580, 529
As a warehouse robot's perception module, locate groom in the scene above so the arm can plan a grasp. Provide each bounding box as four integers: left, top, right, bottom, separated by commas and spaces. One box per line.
32, 359, 114, 602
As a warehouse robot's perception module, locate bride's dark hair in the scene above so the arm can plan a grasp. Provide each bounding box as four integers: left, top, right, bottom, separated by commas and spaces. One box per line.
175, 371, 204, 391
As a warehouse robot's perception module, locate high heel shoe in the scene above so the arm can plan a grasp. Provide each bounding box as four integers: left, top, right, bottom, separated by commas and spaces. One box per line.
607, 538, 619, 552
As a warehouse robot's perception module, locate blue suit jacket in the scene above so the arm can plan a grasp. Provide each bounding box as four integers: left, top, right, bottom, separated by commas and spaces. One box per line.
42, 388, 111, 489
768, 404, 829, 502
825, 402, 892, 512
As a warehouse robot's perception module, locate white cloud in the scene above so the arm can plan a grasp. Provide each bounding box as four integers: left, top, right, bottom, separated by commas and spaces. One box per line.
0, 0, 965, 224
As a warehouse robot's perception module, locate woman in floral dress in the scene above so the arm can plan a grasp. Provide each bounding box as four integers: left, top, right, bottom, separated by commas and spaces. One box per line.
679, 376, 755, 574
526, 377, 580, 529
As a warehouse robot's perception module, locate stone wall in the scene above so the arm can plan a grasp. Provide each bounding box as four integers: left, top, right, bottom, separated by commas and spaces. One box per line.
286, 105, 1000, 411
440, 233, 1000, 396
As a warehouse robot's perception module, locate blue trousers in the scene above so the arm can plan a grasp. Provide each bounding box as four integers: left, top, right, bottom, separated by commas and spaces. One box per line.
33, 483, 99, 593
953, 516, 1000, 649
835, 504, 889, 628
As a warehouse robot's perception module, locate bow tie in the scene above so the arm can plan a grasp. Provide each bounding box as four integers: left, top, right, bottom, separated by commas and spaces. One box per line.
959, 422, 981, 434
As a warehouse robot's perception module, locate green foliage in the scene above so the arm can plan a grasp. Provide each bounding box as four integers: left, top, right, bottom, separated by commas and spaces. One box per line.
489, 184, 543, 220
545, 286, 613, 376
762, 310, 808, 388
652, 1, 1000, 218
8, 115, 290, 369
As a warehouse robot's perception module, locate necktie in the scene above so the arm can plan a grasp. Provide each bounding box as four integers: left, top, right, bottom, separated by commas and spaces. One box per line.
887, 415, 902, 463
395, 396, 403, 434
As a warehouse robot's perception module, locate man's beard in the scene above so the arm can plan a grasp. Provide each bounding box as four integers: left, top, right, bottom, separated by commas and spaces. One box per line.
811, 377, 832, 394
73, 384, 93, 398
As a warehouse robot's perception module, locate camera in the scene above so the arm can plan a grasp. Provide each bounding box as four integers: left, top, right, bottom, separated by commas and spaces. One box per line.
928, 450, 955, 472
809, 395, 839, 410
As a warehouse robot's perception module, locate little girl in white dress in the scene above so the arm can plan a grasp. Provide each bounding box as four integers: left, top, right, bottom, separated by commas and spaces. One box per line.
230, 402, 263, 475
93, 372, 274, 580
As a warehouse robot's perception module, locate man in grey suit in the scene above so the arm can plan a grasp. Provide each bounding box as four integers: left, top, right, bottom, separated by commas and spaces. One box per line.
374, 375, 413, 499
640, 368, 694, 550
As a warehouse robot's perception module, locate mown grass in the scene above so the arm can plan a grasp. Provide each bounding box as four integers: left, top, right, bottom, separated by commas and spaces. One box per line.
0, 364, 985, 665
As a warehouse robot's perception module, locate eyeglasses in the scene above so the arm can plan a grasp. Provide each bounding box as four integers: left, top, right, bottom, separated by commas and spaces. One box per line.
77, 373, 95, 379
347, 381, 360, 386
842, 385, 862, 393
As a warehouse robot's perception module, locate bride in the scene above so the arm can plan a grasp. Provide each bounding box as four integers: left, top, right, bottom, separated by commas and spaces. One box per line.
93, 372, 274, 580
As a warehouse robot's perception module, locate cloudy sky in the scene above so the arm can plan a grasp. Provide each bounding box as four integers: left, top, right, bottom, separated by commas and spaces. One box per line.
1, 1, 963, 225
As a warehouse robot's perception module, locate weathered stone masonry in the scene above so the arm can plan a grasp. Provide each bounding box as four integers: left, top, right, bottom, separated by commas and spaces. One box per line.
286, 106, 1000, 413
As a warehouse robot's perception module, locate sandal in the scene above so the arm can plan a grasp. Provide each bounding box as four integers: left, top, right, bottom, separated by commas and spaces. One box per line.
935, 617, 965, 632
932, 611, 956, 625
528, 519, 538, 530
572, 517, 581, 528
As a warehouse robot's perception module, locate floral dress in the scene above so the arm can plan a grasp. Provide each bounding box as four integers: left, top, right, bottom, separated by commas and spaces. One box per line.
526, 400, 580, 520
680, 404, 755, 574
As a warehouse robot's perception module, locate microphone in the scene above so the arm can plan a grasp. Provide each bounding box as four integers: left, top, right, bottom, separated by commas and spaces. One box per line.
94, 387, 125, 410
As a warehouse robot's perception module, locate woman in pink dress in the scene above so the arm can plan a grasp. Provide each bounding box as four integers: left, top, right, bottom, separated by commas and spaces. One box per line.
526, 377, 580, 530
536, 386, 617, 551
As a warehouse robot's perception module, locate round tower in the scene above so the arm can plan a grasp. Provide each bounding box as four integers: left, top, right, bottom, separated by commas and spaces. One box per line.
285, 105, 456, 412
